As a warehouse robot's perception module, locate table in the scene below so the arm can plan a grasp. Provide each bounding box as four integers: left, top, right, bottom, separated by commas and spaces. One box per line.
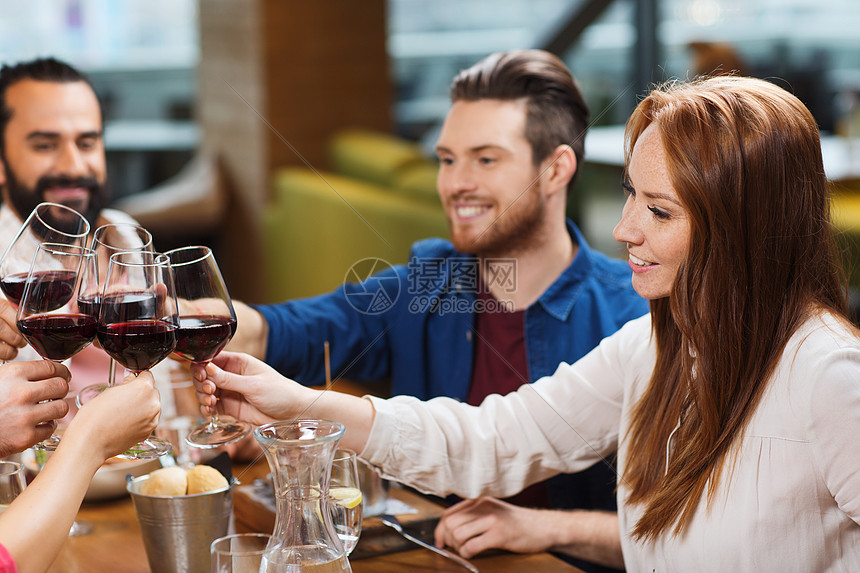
46, 461, 582, 573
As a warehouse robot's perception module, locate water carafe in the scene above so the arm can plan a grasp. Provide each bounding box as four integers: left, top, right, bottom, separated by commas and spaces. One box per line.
255, 420, 351, 572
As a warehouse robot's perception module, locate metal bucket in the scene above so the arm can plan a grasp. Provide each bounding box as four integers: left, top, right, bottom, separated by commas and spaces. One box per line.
127, 474, 233, 573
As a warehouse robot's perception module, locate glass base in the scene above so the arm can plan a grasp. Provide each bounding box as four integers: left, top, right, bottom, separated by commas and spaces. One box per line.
69, 520, 93, 536
32, 434, 61, 451
185, 417, 252, 449
116, 435, 173, 460
75, 383, 108, 407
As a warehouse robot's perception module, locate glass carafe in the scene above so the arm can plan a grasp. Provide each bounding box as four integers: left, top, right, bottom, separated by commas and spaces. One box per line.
255, 420, 352, 572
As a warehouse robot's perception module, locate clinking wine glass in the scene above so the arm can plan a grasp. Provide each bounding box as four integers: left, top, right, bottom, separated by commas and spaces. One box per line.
0, 202, 90, 307
16, 243, 98, 451
76, 223, 154, 407
96, 251, 177, 459
164, 246, 250, 449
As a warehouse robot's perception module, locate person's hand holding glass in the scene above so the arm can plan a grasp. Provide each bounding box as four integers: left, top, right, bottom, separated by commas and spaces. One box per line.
16, 243, 98, 451
96, 251, 177, 459
165, 246, 249, 449
76, 223, 153, 406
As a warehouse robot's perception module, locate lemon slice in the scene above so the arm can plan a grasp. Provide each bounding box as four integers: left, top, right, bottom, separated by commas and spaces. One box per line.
330, 486, 362, 509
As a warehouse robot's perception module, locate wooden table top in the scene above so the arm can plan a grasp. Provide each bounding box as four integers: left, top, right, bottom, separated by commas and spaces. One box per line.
46, 460, 582, 573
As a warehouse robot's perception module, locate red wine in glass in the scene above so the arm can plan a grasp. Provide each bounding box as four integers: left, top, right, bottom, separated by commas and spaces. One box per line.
77, 291, 158, 333
15, 243, 98, 452
76, 294, 100, 318
165, 245, 248, 449
0, 271, 29, 305
174, 315, 237, 363
17, 314, 98, 361
1, 269, 77, 309
75, 223, 154, 408
97, 319, 178, 373
0, 203, 89, 307
96, 251, 177, 460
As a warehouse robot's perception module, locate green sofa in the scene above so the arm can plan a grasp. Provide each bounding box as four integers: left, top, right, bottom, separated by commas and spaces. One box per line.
262, 129, 448, 303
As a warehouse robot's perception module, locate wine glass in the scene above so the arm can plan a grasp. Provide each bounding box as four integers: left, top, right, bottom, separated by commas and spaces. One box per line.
329, 449, 363, 556
0, 461, 26, 514
164, 246, 250, 449
76, 223, 154, 406
0, 202, 90, 307
16, 243, 98, 451
96, 251, 178, 459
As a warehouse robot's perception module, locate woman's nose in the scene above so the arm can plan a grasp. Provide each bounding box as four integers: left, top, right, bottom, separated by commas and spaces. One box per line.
613, 198, 641, 245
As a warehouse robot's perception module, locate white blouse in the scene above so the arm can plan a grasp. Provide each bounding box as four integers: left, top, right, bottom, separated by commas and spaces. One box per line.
361, 313, 860, 572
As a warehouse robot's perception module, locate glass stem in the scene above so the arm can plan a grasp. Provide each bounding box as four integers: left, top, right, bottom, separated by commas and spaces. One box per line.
107, 357, 117, 388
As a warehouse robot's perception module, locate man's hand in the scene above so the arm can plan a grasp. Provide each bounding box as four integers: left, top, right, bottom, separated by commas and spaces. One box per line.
434, 497, 559, 558
0, 298, 27, 360
434, 497, 624, 569
0, 360, 71, 457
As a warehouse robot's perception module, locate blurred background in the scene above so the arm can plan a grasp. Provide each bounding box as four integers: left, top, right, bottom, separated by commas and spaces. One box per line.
2, 0, 859, 304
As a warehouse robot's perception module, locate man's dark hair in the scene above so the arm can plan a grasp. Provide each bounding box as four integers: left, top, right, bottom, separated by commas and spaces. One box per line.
450, 49, 590, 194
0, 57, 98, 154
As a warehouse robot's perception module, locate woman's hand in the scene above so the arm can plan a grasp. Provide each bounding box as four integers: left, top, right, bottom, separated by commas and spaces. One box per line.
191, 351, 307, 425
64, 372, 160, 465
192, 351, 376, 454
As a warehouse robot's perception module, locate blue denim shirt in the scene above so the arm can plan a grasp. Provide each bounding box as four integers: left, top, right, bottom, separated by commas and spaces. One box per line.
256, 220, 646, 573
257, 220, 647, 399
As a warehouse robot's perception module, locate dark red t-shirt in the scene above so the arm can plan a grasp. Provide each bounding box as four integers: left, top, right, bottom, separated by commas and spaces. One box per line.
467, 288, 549, 507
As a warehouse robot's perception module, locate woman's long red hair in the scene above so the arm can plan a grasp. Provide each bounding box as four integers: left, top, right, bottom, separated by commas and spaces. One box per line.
622, 76, 850, 540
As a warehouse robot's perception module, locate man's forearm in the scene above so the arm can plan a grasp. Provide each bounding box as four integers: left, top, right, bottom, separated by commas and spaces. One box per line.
548, 509, 624, 569
228, 302, 268, 359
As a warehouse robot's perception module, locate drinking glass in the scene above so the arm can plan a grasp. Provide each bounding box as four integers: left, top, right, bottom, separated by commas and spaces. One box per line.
76, 223, 154, 406
329, 449, 363, 556
96, 251, 178, 459
0, 461, 26, 515
211, 533, 274, 573
0, 202, 90, 307
16, 243, 98, 451
165, 246, 249, 449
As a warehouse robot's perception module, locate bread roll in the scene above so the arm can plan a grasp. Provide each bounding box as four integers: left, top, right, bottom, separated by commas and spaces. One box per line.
186, 464, 229, 494
140, 467, 187, 496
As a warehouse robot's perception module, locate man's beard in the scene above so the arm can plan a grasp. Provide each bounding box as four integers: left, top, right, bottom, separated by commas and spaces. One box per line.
449, 185, 546, 258
2, 159, 108, 233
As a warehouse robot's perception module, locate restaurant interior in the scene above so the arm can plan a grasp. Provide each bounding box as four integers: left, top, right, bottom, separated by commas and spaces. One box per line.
1, 1, 860, 571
